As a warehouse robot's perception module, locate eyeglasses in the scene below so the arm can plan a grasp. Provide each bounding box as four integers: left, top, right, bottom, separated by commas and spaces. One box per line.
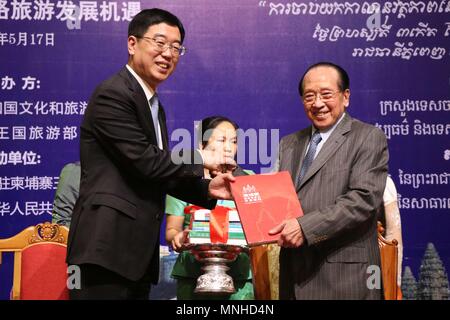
140, 36, 186, 57
302, 90, 341, 103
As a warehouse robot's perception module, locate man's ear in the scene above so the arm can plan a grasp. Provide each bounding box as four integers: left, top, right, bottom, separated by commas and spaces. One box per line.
343, 89, 350, 107
128, 36, 137, 56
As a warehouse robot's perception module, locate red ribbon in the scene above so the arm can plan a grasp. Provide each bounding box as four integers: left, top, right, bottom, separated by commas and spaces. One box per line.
185, 205, 203, 230
209, 206, 230, 244
184, 205, 203, 215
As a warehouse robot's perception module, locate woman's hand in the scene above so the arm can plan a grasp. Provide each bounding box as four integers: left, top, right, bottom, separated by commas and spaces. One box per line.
171, 229, 191, 251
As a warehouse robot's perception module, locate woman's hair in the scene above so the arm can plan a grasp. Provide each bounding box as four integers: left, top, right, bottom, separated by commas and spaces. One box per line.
199, 116, 239, 149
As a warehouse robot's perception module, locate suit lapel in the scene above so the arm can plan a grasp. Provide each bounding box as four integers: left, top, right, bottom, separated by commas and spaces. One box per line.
291, 130, 310, 190
297, 114, 352, 191
122, 67, 160, 145
158, 102, 169, 149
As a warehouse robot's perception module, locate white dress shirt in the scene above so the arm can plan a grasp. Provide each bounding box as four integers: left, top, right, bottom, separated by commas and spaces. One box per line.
126, 64, 163, 150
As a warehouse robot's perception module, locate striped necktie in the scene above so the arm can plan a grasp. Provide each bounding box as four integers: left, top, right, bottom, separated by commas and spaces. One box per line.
299, 131, 322, 183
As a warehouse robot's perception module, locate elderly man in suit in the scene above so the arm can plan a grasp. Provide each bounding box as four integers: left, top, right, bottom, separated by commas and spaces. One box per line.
67, 8, 235, 300
270, 62, 388, 299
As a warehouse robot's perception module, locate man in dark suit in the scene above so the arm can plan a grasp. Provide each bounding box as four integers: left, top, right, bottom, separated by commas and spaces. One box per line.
67, 8, 235, 300
270, 62, 388, 299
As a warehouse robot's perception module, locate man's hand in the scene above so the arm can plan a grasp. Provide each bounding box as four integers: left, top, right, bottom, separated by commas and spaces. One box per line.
268, 218, 305, 248
200, 149, 237, 174
171, 229, 190, 252
208, 172, 236, 200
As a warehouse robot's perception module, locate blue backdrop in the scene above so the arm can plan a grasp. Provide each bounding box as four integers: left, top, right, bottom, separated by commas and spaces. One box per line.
1, 0, 449, 299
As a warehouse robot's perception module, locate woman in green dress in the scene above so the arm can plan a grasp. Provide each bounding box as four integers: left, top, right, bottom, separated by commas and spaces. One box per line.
165, 116, 254, 300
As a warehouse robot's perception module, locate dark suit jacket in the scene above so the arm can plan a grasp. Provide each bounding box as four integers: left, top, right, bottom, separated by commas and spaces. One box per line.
278, 113, 388, 299
67, 67, 215, 283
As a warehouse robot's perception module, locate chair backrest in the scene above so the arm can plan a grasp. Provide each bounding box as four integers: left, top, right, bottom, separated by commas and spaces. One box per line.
377, 221, 399, 300
249, 245, 272, 300
249, 244, 280, 300
0, 222, 70, 300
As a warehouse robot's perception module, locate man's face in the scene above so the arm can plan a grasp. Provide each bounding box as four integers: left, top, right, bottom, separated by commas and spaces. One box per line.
301, 66, 350, 131
128, 23, 181, 91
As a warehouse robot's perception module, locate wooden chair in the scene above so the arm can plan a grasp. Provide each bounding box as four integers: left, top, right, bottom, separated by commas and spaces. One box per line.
249, 245, 271, 300
249, 244, 279, 300
0, 222, 70, 300
377, 221, 401, 300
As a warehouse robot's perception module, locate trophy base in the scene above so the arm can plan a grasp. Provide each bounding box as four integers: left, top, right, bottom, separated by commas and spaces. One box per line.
194, 263, 235, 295
182, 243, 249, 295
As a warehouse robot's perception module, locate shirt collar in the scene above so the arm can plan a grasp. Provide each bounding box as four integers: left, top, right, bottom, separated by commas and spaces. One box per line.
125, 64, 155, 101
312, 112, 346, 141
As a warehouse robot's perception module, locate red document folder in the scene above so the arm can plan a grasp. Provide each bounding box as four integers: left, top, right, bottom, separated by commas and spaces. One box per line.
230, 171, 304, 246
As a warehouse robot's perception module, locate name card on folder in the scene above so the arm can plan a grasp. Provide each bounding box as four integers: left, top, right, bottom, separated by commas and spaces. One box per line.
230, 171, 304, 246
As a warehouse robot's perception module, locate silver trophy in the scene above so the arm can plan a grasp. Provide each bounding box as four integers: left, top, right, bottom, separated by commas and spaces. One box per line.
182, 243, 248, 295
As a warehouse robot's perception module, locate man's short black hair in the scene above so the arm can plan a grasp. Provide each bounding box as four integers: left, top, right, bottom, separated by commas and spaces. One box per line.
298, 62, 350, 96
128, 8, 185, 43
